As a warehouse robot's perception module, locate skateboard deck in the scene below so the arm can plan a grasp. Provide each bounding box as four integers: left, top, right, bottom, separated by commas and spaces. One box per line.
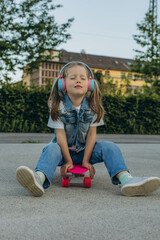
67, 165, 88, 174
62, 165, 91, 188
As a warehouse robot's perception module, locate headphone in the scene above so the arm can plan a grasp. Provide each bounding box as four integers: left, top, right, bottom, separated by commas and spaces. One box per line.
58, 61, 94, 92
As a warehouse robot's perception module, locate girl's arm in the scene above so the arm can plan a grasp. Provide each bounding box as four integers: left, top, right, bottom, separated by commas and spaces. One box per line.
56, 129, 73, 178
82, 126, 97, 179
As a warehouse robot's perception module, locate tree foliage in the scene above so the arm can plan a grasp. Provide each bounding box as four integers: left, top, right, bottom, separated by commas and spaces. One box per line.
0, 0, 74, 81
131, 8, 160, 88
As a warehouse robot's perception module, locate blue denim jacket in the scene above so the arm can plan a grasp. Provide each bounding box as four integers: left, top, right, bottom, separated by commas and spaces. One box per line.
52, 94, 94, 152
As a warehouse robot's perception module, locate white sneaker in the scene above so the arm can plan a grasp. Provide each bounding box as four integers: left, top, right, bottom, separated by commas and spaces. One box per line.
16, 166, 44, 197
121, 177, 160, 196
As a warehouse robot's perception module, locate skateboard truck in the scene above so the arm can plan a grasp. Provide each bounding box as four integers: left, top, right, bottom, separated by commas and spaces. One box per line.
62, 165, 91, 188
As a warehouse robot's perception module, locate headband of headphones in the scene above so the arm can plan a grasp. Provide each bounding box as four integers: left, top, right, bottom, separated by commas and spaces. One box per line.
58, 61, 94, 92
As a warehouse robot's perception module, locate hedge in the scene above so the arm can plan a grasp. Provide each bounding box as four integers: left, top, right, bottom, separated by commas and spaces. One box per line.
99, 94, 160, 134
0, 85, 50, 133
0, 85, 160, 134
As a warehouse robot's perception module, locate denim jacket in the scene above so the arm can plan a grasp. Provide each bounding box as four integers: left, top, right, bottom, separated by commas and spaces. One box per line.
52, 94, 94, 152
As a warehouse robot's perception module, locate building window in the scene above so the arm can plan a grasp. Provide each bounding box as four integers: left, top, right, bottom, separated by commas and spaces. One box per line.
140, 75, 147, 81
52, 64, 54, 69
121, 72, 126, 79
42, 71, 44, 76
45, 63, 48, 69
133, 86, 140, 91
42, 63, 44, 68
56, 64, 58, 70
56, 72, 58, 77
134, 74, 140, 80
49, 63, 51, 69
126, 86, 133, 94
45, 71, 47, 76
105, 71, 110, 77
49, 71, 51, 77
128, 73, 132, 79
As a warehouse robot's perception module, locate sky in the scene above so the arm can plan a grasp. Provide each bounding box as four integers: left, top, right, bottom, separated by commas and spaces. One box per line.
12, 0, 160, 82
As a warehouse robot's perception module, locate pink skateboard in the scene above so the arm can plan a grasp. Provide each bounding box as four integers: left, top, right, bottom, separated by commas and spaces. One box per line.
62, 165, 91, 188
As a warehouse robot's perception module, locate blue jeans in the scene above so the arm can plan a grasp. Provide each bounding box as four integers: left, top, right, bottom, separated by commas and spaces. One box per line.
35, 141, 129, 189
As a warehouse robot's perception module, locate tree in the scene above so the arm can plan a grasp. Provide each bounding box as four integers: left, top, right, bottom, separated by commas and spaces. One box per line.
0, 0, 74, 82
94, 71, 103, 84
131, 4, 160, 90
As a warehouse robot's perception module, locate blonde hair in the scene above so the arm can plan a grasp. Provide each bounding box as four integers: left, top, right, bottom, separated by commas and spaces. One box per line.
48, 62, 105, 123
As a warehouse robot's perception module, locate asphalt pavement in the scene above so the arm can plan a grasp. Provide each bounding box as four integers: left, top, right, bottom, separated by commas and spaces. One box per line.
0, 133, 160, 240
1, 132, 160, 144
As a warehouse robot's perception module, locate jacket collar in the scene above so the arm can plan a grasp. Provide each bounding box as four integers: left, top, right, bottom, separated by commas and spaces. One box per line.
63, 94, 90, 111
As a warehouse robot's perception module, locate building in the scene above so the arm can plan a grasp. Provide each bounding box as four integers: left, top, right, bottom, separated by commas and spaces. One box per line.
22, 49, 147, 94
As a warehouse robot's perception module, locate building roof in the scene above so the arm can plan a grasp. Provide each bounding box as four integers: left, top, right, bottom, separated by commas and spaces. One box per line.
59, 49, 135, 72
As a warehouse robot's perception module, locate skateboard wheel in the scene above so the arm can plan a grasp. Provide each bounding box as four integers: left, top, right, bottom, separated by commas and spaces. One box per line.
84, 177, 91, 188
62, 177, 69, 187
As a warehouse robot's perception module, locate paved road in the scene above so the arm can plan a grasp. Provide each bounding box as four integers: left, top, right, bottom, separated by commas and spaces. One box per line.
0, 132, 160, 143
0, 138, 160, 240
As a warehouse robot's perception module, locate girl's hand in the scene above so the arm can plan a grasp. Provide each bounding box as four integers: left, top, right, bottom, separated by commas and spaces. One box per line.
61, 162, 73, 178
82, 162, 95, 179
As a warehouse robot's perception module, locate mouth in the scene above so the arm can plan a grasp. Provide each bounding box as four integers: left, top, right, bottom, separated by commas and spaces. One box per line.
74, 85, 82, 88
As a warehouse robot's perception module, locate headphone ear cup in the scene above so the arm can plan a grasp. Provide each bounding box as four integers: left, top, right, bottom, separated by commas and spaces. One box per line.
58, 78, 66, 91
88, 78, 94, 92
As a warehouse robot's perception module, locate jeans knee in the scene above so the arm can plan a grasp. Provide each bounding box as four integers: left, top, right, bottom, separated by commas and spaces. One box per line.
98, 141, 121, 154
43, 142, 61, 156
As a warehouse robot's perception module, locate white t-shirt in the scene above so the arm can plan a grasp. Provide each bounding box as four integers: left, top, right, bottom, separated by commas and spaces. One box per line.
47, 105, 104, 129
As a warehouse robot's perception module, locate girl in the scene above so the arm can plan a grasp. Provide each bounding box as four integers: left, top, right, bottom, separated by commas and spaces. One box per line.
16, 61, 160, 197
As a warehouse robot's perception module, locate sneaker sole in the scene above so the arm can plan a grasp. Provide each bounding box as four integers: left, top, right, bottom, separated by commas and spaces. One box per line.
121, 177, 160, 196
16, 166, 44, 197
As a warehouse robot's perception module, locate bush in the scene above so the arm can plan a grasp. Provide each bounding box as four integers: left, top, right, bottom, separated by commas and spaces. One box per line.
98, 94, 160, 134
0, 84, 160, 134
0, 84, 51, 133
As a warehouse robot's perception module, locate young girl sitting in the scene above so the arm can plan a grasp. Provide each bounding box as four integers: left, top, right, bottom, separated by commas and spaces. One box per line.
16, 61, 160, 197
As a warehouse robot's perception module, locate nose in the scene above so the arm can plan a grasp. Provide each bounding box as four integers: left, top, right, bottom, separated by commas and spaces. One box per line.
76, 76, 81, 83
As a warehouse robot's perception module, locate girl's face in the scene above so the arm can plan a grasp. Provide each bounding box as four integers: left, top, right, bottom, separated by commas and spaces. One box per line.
65, 65, 89, 98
